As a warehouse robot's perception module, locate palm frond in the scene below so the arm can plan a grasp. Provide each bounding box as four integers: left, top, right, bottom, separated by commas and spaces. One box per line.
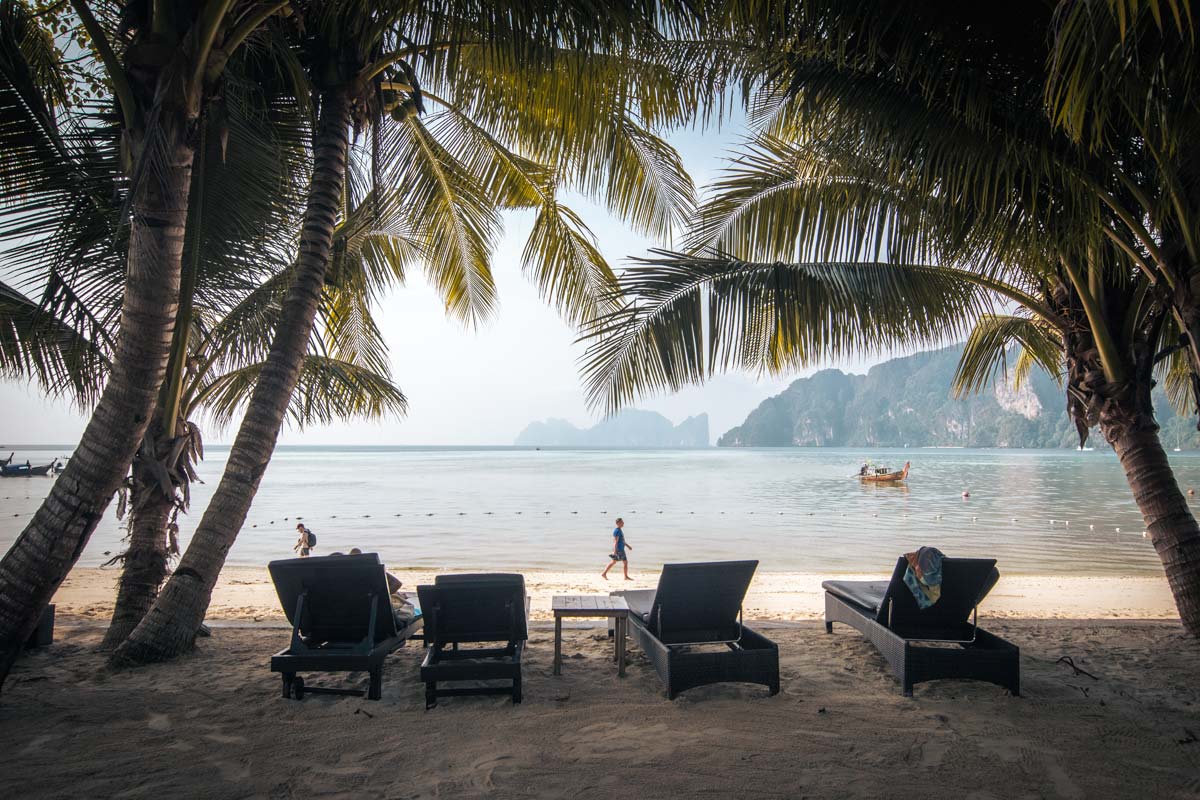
0, 278, 107, 406
952, 313, 1064, 398
196, 354, 407, 430
580, 250, 991, 413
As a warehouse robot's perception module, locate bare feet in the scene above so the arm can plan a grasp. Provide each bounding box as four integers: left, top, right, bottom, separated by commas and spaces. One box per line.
601, 573, 608, 580
624, 576, 634, 581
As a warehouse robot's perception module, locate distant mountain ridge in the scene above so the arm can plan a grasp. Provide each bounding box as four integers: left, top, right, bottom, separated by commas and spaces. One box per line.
719, 344, 1197, 449
516, 410, 709, 447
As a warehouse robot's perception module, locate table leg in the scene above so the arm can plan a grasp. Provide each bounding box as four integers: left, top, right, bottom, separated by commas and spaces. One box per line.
617, 616, 626, 678
553, 614, 562, 676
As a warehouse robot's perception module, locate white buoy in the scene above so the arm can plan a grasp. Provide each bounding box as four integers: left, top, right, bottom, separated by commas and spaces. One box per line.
971, 516, 978, 522
1142, 531, 1149, 538
1089, 524, 1095, 530
1050, 519, 1056, 525
1115, 527, 1121, 532
1064, 521, 1069, 526
962, 490, 970, 499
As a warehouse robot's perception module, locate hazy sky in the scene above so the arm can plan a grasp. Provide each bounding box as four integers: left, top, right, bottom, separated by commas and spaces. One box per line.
0, 117, 891, 447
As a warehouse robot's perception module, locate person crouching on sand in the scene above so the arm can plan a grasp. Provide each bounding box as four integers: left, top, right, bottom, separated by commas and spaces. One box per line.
602, 517, 633, 580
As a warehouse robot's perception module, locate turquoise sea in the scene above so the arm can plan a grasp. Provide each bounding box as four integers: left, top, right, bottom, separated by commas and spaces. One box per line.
0, 446, 1190, 575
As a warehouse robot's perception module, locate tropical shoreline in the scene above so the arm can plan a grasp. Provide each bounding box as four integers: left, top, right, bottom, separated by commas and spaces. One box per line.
52, 566, 1179, 624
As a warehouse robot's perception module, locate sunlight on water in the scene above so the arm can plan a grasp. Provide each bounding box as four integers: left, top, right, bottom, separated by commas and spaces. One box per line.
1, 446, 1192, 575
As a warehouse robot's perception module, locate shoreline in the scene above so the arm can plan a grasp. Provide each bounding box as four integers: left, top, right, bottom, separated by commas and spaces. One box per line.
53, 566, 1179, 623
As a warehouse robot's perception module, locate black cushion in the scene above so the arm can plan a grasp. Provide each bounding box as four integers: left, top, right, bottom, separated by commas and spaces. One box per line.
821, 580, 889, 612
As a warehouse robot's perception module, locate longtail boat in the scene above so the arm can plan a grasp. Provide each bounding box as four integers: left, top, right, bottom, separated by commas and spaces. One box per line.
858, 461, 910, 483
1, 461, 56, 477
0, 452, 11, 466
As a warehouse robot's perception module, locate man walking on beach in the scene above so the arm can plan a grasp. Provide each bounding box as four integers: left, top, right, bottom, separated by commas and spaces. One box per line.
602, 517, 633, 580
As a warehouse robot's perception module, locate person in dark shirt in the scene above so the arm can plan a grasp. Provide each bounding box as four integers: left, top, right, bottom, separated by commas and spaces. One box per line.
601, 517, 633, 580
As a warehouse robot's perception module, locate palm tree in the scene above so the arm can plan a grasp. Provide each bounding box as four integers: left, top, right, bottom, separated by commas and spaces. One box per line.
112, 0, 704, 663
581, 2, 1200, 632
0, 0, 294, 689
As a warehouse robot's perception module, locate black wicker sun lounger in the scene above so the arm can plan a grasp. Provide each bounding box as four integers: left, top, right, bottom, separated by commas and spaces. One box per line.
823, 556, 1020, 696
268, 553, 423, 700
613, 560, 779, 699
417, 573, 529, 709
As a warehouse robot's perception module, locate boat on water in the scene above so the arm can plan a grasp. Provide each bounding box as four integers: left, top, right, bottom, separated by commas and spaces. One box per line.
1, 461, 57, 477
858, 461, 911, 483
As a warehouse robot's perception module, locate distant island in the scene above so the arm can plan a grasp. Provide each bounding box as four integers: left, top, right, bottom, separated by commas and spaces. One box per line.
719, 344, 1197, 449
516, 410, 709, 447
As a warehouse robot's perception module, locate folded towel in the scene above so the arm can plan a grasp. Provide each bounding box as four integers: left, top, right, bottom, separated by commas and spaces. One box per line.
903, 547, 944, 609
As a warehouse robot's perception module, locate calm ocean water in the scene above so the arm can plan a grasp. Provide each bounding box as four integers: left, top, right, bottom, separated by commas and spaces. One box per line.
0, 446, 1191, 575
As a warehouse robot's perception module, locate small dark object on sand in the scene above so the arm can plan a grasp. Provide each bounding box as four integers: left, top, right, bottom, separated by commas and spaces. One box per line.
1056, 656, 1098, 681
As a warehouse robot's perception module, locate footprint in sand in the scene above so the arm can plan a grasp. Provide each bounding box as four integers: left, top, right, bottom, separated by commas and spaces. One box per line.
560, 722, 713, 764
146, 712, 170, 731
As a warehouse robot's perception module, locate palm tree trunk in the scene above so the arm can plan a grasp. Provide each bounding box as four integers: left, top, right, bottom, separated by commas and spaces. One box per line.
100, 487, 174, 650
0, 130, 193, 690
1109, 421, 1200, 635
112, 88, 353, 665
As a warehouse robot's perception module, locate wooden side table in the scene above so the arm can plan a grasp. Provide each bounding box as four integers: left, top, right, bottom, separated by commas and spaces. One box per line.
552, 595, 631, 677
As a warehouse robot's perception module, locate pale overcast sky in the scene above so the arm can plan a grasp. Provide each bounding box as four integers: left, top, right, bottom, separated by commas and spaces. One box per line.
0, 117, 892, 447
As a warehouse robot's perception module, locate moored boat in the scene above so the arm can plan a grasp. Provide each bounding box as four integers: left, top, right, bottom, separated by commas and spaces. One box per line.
858, 461, 910, 483
1, 461, 56, 477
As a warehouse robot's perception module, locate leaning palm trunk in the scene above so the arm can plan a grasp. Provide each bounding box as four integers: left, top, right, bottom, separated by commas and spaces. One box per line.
0, 132, 193, 689
100, 485, 175, 650
1104, 398, 1200, 634
113, 89, 353, 664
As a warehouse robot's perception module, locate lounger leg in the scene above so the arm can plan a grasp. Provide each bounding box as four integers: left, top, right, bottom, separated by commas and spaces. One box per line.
513, 675, 522, 704
281, 673, 295, 699
368, 668, 382, 701
617, 616, 626, 678
553, 613, 562, 676
425, 682, 437, 710
824, 620, 833, 634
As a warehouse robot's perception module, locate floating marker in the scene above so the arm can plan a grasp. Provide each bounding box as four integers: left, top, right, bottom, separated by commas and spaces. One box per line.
1115, 527, 1120, 532
872, 513, 878, 518
971, 516, 978, 522
1064, 521, 1070, 526
1049, 520, 1056, 525
1089, 524, 1095, 530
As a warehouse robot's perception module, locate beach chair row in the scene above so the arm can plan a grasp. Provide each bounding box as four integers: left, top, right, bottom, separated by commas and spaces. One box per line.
266, 553, 1019, 706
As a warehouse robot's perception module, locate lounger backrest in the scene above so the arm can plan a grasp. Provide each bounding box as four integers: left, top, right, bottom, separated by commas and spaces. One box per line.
874, 556, 1000, 628
269, 553, 398, 644
647, 560, 758, 644
417, 573, 528, 644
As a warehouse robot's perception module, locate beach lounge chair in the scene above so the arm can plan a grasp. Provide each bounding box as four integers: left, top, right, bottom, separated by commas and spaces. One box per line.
268, 553, 422, 700
823, 556, 1020, 696
417, 574, 528, 709
612, 560, 780, 699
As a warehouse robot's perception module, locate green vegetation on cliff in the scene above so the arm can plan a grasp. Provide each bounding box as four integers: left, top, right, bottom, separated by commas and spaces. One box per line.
719, 346, 1197, 449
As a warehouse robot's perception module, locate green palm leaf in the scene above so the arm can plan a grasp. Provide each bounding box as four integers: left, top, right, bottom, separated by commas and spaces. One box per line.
581, 250, 990, 413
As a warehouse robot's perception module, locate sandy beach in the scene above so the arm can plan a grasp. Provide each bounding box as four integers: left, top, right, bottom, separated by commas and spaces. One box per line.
51, 566, 1181, 624
2, 619, 1198, 798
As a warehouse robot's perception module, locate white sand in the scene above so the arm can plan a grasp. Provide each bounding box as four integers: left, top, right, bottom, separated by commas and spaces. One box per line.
52, 566, 1180, 624
2, 620, 1198, 798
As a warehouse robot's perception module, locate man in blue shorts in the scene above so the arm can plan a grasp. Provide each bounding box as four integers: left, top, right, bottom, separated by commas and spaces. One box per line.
601, 517, 633, 580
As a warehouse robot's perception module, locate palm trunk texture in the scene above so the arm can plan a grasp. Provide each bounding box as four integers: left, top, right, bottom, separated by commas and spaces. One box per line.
100, 484, 174, 650
113, 89, 353, 665
1110, 422, 1200, 635
0, 132, 193, 690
